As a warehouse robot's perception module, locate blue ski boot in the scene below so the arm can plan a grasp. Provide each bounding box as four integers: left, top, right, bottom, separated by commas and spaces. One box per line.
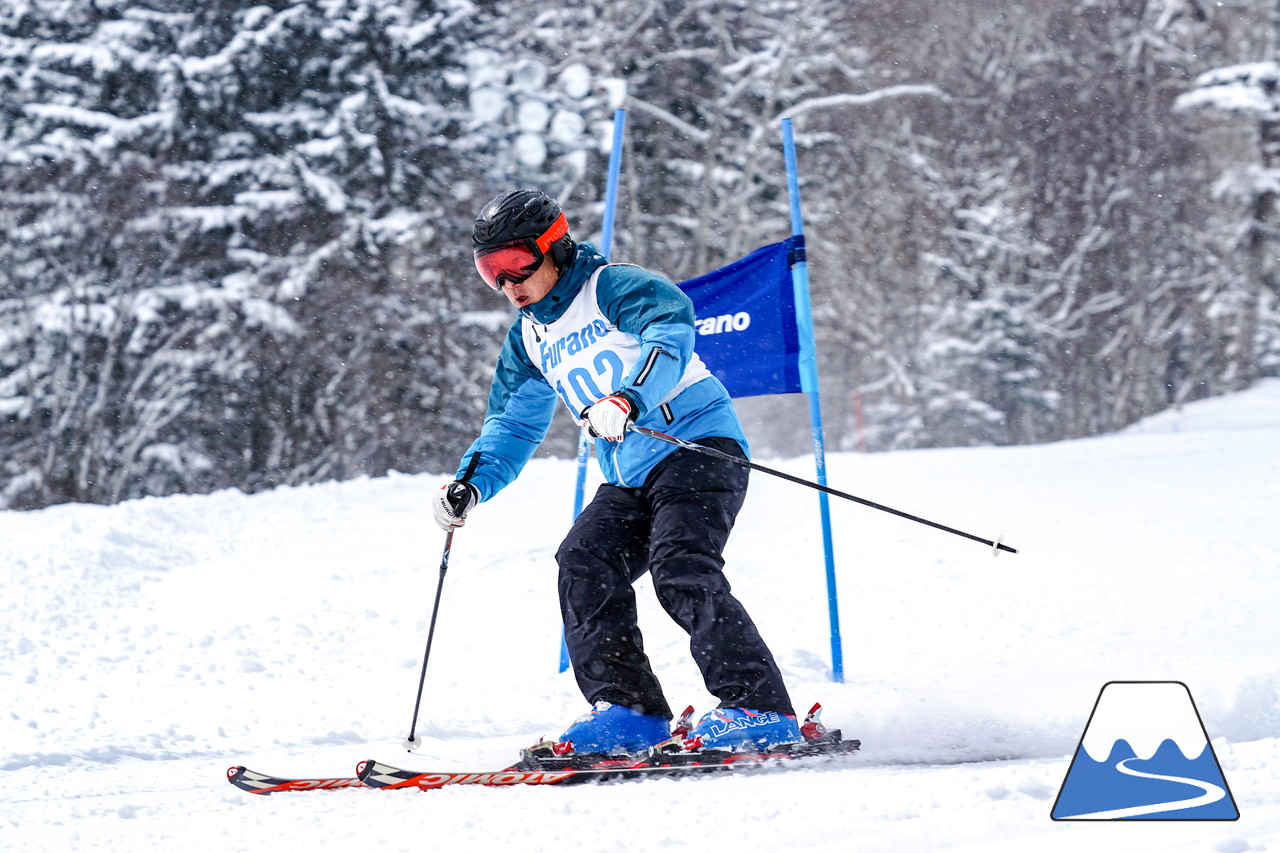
681, 707, 802, 752
555, 701, 670, 755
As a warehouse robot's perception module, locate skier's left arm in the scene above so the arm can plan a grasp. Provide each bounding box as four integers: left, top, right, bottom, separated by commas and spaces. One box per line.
454, 323, 559, 502
595, 267, 696, 417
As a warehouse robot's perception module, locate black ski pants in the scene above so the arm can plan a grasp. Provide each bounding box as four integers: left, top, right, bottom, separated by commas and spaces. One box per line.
556, 437, 794, 720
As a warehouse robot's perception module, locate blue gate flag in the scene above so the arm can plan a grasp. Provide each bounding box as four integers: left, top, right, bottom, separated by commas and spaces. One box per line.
678, 238, 803, 398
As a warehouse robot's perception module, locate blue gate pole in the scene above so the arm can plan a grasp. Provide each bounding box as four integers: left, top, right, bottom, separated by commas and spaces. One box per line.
599, 109, 628, 260
561, 108, 629, 673
781, 118, 843, 682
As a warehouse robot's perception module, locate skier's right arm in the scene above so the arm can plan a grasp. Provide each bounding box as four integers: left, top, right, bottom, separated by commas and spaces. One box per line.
450, 322, 558, 506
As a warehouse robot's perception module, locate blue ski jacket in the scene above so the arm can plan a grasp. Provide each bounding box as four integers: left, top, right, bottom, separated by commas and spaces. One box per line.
455, 241, 748, 501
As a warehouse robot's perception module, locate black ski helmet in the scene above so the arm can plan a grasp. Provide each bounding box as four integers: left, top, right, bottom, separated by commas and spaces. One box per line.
472, 189, 574, 271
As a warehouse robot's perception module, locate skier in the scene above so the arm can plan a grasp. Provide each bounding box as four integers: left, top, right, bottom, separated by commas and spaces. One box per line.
433, 189, 800, 755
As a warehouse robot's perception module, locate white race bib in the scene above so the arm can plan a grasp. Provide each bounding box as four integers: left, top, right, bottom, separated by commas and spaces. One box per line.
522, 266, 710, 415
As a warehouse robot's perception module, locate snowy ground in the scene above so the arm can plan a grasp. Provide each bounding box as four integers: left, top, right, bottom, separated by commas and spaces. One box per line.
4, 381, 1280, 852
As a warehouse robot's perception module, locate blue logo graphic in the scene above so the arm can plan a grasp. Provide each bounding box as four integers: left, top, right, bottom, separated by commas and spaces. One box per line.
1052, 681, 1239, 821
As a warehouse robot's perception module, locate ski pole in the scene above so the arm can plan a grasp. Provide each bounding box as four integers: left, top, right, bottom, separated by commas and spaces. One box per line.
628, 425, 1017, 555
404, 451, 482, 752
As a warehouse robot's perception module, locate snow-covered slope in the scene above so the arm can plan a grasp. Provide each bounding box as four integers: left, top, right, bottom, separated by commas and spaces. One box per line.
4, 381, 1279, 851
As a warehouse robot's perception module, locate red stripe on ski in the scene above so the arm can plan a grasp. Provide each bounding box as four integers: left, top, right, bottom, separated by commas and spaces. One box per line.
355, 741, 861, 791
358, 760, 584, 789
227, 765, 367, 794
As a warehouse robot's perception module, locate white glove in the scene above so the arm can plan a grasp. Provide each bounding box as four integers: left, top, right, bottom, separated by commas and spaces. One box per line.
432, 480, 479, 530
580, 394, 635, 441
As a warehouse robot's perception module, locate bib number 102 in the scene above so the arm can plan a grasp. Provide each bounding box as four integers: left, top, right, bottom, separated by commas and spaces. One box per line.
555, 350, 625, 412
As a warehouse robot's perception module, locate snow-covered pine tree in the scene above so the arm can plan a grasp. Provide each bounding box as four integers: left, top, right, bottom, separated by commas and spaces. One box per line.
1176, 41, 1280, 385
0, 0, 493, 508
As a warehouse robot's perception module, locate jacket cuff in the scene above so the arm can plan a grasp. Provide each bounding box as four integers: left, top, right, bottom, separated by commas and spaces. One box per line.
611, 388, 644, 420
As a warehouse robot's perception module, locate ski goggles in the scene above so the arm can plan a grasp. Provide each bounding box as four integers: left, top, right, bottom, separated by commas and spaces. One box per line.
473, 212, 569, 290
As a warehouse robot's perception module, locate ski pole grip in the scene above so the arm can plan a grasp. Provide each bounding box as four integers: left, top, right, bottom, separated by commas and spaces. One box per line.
460, 450, 482, 483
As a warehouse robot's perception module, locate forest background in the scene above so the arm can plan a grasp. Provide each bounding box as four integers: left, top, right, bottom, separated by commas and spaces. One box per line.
2, 0, 1278, 510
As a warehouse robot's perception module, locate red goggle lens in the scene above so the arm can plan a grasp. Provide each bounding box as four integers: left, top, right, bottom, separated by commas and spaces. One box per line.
474, 242, 542, 290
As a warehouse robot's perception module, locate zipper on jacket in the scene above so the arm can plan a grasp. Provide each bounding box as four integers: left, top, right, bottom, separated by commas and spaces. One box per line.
634, 346, 676, 386
520, 307, 548, 342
